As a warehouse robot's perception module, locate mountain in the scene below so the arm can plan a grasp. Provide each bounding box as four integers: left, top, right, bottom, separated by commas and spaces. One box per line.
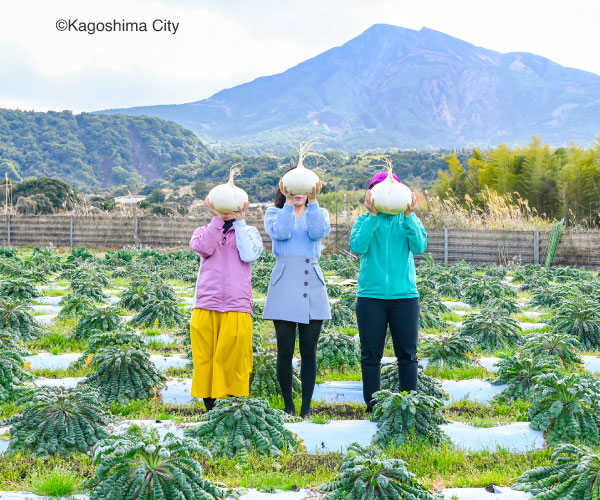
0, 109, 215, 189
95, 24, 600, 151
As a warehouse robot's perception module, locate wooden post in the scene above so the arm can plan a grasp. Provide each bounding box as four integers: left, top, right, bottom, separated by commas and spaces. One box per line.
69, 216, 74, 247
444, 228, 448, 265
533, 230, 540, 265
6, 215, 10, 245
134, 216, 139, 245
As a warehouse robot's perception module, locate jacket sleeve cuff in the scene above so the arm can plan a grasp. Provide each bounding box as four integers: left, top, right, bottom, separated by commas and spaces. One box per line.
307, 201, 319, 210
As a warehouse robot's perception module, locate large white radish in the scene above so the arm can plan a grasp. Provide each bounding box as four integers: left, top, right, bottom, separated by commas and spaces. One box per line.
281, 143, 320, 195
207, 167, 248, 213
371, 163, 412, 215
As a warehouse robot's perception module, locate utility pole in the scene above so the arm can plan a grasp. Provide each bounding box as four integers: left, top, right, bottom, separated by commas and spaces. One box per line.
4, 173, 9, 215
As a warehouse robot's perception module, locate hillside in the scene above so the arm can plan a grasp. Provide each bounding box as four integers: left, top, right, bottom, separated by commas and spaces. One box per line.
97, 24, 600, 152
0, 109, 215, 189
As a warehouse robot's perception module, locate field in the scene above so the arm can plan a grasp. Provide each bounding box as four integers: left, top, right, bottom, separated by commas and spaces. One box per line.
0, 246, 599, 499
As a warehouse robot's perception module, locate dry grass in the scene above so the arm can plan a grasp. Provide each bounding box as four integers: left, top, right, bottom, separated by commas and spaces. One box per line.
419, 187, 554, 230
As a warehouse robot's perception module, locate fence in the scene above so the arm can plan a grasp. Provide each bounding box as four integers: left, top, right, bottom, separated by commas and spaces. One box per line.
2, 214, 599, 267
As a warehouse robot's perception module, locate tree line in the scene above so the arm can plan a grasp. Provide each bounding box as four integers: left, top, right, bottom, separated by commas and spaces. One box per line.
433, 137, 600, 227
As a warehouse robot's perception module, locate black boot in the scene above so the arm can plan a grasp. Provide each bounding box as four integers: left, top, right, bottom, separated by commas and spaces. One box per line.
203, 397, 216, 412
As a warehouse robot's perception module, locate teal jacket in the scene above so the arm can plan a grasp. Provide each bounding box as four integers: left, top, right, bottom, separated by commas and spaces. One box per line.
350, 212, 428, 299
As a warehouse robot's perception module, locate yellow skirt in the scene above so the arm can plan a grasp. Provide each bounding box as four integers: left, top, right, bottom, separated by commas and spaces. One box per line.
190, 308, 253, 399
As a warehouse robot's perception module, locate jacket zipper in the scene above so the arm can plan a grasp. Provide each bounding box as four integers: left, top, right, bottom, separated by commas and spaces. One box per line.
385, 215, 389, 299
221, 232, 227, 311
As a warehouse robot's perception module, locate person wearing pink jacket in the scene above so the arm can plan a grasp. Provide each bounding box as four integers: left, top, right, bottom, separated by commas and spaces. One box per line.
189, 199, 263, 411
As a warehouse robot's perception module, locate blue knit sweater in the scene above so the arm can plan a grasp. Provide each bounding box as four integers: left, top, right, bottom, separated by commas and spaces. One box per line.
264, 202, 331, 257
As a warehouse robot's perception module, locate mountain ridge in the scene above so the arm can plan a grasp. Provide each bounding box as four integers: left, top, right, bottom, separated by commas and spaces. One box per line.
95, 24, 600, 151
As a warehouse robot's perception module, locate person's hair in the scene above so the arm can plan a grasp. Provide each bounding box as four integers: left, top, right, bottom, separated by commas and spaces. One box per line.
273, 167, 308, 208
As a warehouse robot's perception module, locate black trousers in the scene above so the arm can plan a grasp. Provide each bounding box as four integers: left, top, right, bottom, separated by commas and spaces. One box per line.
273, 319, 323, 417
356, 296, 420, 410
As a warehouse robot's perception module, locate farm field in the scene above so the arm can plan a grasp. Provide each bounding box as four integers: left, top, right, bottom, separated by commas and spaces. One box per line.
0, 246, 599, 499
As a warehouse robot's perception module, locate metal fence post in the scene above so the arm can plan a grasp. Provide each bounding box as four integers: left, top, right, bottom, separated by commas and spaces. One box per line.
444, 228, 448, 265
69, 216, 74, 247
134, 216, 139, 245
7, 215, 11, 245
533, 230, 540, 265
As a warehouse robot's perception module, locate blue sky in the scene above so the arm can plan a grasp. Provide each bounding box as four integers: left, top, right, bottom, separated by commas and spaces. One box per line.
1, 0, 598, 113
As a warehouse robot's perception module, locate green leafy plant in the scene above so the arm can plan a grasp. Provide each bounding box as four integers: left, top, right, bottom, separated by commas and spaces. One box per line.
460, 306, 522, 353
326, 283, 343, 298
73, 306, 122, 339
0, 278, 39, 300
491, 352, 558, 402
131, 297, 185, 328
326, 301, 355, 328
72, 330, 146, 369
513, 443, 600, 500
522, 331, 582, 368
58, 293, 95, 318
486, 295, 520, 314
118, 284, 150, 311
381, 361, 447, 400
0, 298, 40, 340
91, 427, 226, 500
67, 246, 94, 263
371, 390, 448, 446
184, 397, 302, 460
529, 284, 568, 308
421, 332, 475, 368
317, 331, 360, 372
462, 276, 516, 306
250, 349, 300, 398
419, 294, 449, 329
552, 296, 600, 350
251, 300, 264, 326
5, 386, 109, 456
319, 443, 443, 500
85, 346, 166, 404
337, 288, 357, 311
529, 373, 600, 446
0, 350, 32, 401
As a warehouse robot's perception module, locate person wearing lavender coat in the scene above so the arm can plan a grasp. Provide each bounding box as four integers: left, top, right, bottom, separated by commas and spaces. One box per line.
263, 178, 331, 417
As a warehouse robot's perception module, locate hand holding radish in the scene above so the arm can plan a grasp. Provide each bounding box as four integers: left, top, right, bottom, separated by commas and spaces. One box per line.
365, 190, 378, 216
235, 201, 250, 221
307, 180, 322, 204
205, 197, 235, 220
403, 192, 418, 218
279, 180, 295, 205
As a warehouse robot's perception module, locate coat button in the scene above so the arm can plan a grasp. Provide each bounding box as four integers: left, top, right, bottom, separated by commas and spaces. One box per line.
303, 293, 308, 298
305, 258, 310, 263
304, 270, 309, 275
304, 282, 308, 286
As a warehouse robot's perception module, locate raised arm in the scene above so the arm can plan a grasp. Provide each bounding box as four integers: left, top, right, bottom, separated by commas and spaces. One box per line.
350, 213, 379, 255
189, 217, 224, 258
264, 205, 295, 240
402, 213, 428, 255
306, 203, 331, 240
234, 220, 264, 262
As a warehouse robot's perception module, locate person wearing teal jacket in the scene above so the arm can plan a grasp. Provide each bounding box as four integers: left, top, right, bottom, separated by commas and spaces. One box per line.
350, 171, 428, 411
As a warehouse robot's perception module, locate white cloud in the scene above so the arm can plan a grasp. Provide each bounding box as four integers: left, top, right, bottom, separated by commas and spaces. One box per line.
0, 0, 598, 112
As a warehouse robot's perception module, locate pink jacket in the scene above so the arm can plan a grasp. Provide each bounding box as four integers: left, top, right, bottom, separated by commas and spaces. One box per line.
190, 217, 263, 314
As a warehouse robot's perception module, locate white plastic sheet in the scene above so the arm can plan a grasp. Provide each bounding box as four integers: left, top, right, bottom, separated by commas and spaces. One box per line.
284, 420, 377, 453
440, 422, 544, 452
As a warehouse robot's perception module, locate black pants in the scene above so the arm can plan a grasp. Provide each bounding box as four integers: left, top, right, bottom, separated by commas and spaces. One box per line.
273, 319, 323, 417
356, 296, 420, 410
